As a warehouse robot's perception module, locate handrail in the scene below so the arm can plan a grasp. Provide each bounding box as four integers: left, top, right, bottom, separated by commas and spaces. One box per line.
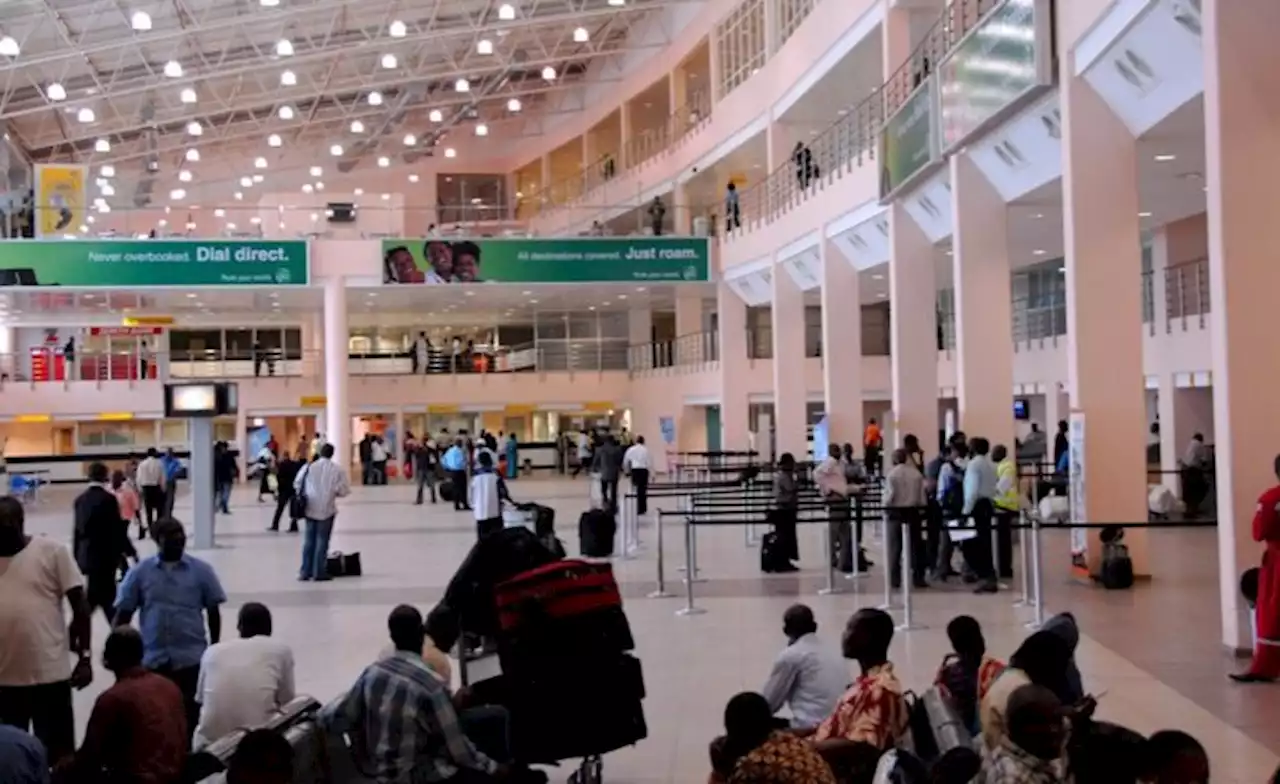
627, 329, 720, 373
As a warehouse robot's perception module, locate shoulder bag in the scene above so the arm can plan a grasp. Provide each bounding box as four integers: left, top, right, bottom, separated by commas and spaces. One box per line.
290, 463, 311, 521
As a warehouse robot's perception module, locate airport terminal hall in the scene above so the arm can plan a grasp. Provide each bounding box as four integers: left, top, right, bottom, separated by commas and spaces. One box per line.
2, 0, 1280, 782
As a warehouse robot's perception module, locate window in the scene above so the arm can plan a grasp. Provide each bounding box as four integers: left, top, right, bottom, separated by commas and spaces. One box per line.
716, 0, 766, 98
170, 329, 223, 360
435, 174, 508, 223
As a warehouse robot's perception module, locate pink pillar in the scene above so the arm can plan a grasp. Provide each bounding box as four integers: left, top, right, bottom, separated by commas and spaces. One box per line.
1059, 23, 1149, 574
323, 276, 349, 470
1203, 0, 1280, 650
675, 292, 704, 337
772, 261, 808, 457
950, 152, 1014, 449
888, 204, 938, 446
821, 237, 863, 448
717, 282, 750, 451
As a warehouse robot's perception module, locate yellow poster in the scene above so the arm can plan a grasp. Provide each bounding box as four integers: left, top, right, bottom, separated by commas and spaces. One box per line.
35, 164, 87, 237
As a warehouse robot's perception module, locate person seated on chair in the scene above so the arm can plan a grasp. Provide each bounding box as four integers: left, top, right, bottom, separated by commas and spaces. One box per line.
982, 684, 1069, 784
226, 728, 294, 784
934, 615, 1005, 736
759, 605, 848, 732
708, 692, 835, 784
1138, 730, 1209, 784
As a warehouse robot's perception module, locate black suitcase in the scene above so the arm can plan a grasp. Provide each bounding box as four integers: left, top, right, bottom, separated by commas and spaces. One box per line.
579, 509, 616, 557
760, 532, 789, 573
439, 479, 456, 503
1099, 526, 1134, 590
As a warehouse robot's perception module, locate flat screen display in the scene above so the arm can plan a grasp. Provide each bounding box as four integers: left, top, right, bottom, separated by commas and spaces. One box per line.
166, 383, 218, 417
1013, 398, 1030, 420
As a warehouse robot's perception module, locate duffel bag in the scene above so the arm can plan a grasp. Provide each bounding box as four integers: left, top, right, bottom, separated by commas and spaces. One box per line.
495, 559, 623, 634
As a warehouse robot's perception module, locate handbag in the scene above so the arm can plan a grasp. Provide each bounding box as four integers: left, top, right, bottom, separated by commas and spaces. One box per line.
289, 464, 310, 520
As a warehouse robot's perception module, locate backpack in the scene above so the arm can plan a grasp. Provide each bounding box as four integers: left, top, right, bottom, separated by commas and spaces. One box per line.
1099, 526, 1134, 590
902, 690, 940, 763
934, 655, 978, 732
938, 464, 964, 518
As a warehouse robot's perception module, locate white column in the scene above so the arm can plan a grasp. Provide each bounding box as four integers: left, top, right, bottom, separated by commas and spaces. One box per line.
821, 236, 863, 447
1156, 375, 1179, 493
629, 308, 653, 345
717, 282, 750, 451
950, 152, 1015, 448
1203, 0, 1280, 651
323, 276, 350, 470
1059, 14, 1149, 573
772, 261, 808, 457
888, 204, 938, 446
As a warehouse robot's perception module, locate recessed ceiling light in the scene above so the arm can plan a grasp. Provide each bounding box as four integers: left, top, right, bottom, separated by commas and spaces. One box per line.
240, 176, 253, 187
1139, 211, 1152, 218
367, 91, 383, 106
309, 166, 322, 177
635, 286, 646, 291
178, 170, 192, 182
475, 123, 488, 137
252, 174, 263, 183
1032, 249, 1045, 255
1154, 154, 1176, 162
498, 4, 516, 20
302, 184, 313, 193
179, 87, 197, 104
507, 98, 522, 112
871, 273, 884, 280
409, 173, 419, 183
607, 0, 625, 6
377, 156, 390, 167
226, 222, 236, 230
477, 38, 494, 55
267, 133, 282, 147
131, 11, 152, 31
254, 156, 268, 169
100, 183, 115, 196
877, 292, 887, 299
429, 109, 443, 123
380, 193, 390, 200
455, 78, 470, 92
588, 306, 596, 311
278, 105, 295, 120
275, 38, 294, 56
529, 299, 539, 304
573, 26, 589, 42
354, 188, 364, 195
314, 181, 324, 191
542, 66, 556, 81
260, 0, 279, 6
329, 143, 343, 156
169, 188, 186, 200
381, 53, 397, 69
234, 191, 243, 200
403, 133, 417, 145
46, 83, 66, 101
185, 148, 200, 162
0, 36, 18, 57
465, 291, 476, 297
100, 164, 115, 177
77, 107, 95, 123
280, 70, 296, 86
94, 138, 110, 152
214, 208, 225, 217
186, 120, 202, 135
350, 119, 364, 133
444, 148, 456, 158
163, 59, 182, 78
250, 216, 262, 225
389, 19, 407, 37
1030, 213, 1044, 219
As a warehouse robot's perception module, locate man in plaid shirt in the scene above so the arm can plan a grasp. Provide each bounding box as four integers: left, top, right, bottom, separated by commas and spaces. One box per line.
982, 684, 1068, 784
322, 605, 509, 783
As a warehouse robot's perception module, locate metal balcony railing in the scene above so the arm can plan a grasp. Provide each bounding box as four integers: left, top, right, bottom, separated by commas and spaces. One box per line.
627, 330, 720, 373
1163, 258, 1210, 332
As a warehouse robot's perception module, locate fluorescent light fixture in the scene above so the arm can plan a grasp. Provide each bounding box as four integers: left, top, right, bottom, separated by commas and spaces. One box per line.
573, 26, 588, 42
77, 107, 95, 123
381, 193, 390, 200
377, 156, 390, 167
607, 0, 625, 6
130, 11, 152, 31
367, 91, 383, 106
46, 83, 66, 101
179, 87, 197, 104
1032, 249, 1045, 255
329, 143, 343, 156
280, 69, 296, 86
260, 0, 280, 6
1154, 154, 1177, 162
100, 164, 115, 177
429, 109, 443, 122
498, 3, 515, 20
178, 170, 192, 182
507, 98, 522, 112
94, 138, 110, 152
163, 60, 183, 78
350, 119, 364, 133
541, 66, 556, 81
455, 78, 470, 92
250, 216, 262, 225
1139, 211, 1152, 218
403, 133, 417, 145
477, 39, 494, 55
389, 19, 407, 37
474, 123, 488, 136
267, 133, 282, 147
444, 147, 456, 158
275, 38, 294, 56
185, 148, 200, 162
278, 105, 295, 120
381, 53, 397, 69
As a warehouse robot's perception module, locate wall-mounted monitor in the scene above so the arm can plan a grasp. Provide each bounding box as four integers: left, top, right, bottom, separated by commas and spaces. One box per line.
1013, 398, 1030, 421
164, 382, 240, 418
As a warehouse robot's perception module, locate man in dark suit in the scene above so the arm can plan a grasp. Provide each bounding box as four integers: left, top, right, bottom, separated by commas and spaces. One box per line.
269, 452, 302, 533
73, 461, 135, 620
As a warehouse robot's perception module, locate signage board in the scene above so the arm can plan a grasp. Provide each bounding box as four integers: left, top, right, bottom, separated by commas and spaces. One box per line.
878, 79, 942, 201
0, 240, 309, 287
938, 0, 1056, 153
381, 237, 711, 284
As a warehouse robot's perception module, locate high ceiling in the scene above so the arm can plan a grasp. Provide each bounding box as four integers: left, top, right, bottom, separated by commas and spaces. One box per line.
0, 0, 688, 206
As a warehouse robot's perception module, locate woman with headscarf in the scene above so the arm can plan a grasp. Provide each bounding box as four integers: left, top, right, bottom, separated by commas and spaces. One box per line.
979, 630, 1073, 751
1041, 612, 1085, 703
504, 432, 519, 480
708, 692, 835, 784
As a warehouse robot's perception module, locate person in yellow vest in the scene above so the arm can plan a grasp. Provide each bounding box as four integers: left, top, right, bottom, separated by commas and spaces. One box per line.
992, 444, 1019, 580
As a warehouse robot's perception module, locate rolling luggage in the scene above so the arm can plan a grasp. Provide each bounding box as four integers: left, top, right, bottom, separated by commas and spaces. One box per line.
495, 559, 630, 644
439, 479, 456, 503
760, 532, 790, 573
1099, 526, 1134, 590
579, 508, 616, 557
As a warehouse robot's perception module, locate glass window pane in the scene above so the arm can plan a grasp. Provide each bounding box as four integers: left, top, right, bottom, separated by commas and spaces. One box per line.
568, 315, 597, 339
225, 329, 252, 360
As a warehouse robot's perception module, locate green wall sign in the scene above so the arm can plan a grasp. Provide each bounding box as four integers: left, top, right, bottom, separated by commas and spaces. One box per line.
879, 79, 941, 200
0, 240, 309, 286
381, 237, 711, 284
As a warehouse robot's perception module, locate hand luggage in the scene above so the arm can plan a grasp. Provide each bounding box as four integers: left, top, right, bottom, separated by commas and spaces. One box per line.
1148, 484, 1176, 516
579, 508, 616, 557
759, 532, 796, 573
1099, 526, 1134, 590
439, 479, 456, 503
495, 559, 625, 635
289, 464, 310, 521
325, 551, 362, 578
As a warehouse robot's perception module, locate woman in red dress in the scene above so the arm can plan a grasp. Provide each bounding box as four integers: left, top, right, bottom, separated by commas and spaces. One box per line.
1232, 454, 1280, 682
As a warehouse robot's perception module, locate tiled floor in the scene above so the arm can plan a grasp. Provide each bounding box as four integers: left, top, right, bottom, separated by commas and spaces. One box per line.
20, 478, 1280, 783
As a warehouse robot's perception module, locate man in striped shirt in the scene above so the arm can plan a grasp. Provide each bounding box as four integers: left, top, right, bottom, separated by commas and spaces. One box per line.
294, 443, 350, 582
322, 605, 508, 783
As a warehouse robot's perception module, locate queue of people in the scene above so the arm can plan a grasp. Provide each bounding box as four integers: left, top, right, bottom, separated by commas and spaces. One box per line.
710, 605, 1211, 784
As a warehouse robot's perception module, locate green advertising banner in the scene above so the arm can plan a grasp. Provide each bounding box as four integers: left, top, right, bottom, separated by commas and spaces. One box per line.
0, 240, 309, 286
879, 78, 941, 200
381, 237, 711, 284
939, 0, 1052, 152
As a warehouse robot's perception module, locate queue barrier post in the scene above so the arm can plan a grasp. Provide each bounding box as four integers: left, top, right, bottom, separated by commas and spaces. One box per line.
676, 518, 706, 616
878, 509, 897, 611
619, 494, 637, 560
1025, 517, 1046, 630
895, 519, 925, 631
817, 505, 843, 596
647, 509, 673, 598
1013, 509, 1034, 608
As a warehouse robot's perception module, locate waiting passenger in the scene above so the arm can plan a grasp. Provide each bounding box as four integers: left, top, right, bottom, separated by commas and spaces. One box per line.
1039, 613, 1085, 704
73, 462, 133, 621
1139, 730, 1209, 784
193, 603, 295, 749
759, 605, 847, 732
469, 450, 508, 539
591, 435, 624, 511
961, 437, 999, 594
68, 627, 187, 784
226, 728, 294, 784
0, 724, 47, 784
981, 683, 1068, 784
980, 632, 1078, 751
1234, 453, 1280, 683
935, 615, 1005, 735
709, 692, 835, 784
884, 447, 928, 589
809, 609, 908, 755
323, 605, 508, 783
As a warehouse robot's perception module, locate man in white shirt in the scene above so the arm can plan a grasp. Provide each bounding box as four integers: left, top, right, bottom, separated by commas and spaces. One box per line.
0, 496, 93, 763
622, 435, 652, 515
470, 451, 507, 539
135, 447, 165, 533
294, 443, 351, 581
760, 604, 848, 730
194, 603, 295, 748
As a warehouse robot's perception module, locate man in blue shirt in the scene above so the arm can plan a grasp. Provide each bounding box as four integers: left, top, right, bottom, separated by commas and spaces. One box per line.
441, 439, 470, 512
160, 448, 183, 517
0, 725, 48, 784
115, 518, 226, 743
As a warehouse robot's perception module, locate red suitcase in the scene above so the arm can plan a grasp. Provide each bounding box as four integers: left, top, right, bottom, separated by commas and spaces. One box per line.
495, 559, 622, 634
